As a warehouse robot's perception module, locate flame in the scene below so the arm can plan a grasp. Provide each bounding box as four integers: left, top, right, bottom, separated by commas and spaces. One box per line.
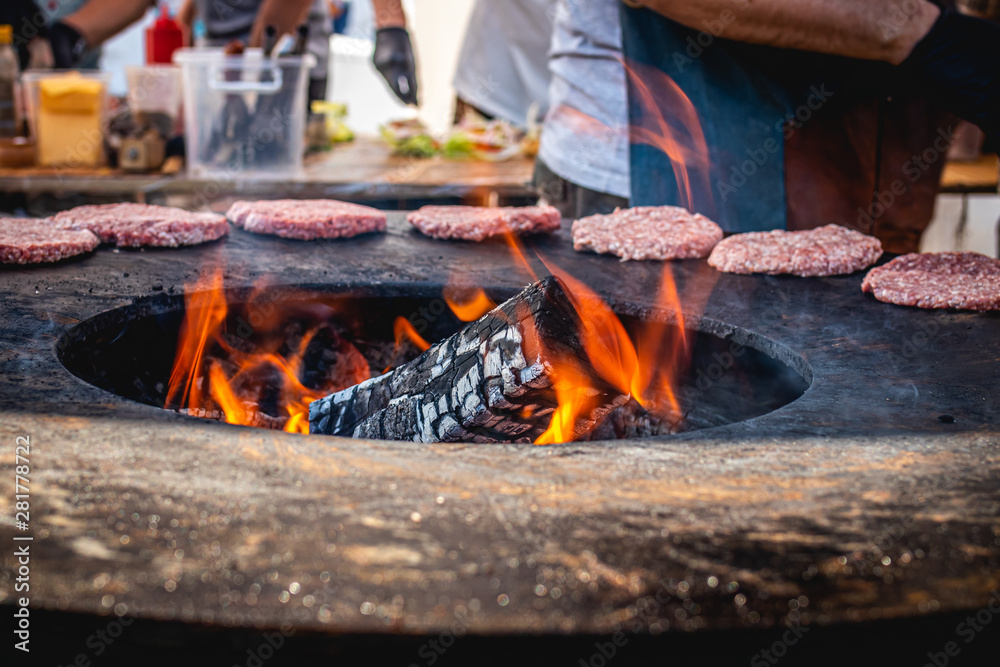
208, 361, 246, 425
531, 262, 696, 444
534, 363, 598, 446
502, 231, 539, 282
166, 269, 370, 434
542, 261, 639, 400
632, 266, 686, 417
443, 285, 496, 322
393, 316, 431, 352
165, 269, 227, 410
532, 63, 721, 444
622, 58, 712, 214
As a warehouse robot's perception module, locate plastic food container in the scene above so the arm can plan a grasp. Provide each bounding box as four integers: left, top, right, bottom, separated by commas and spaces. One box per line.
22, 71, 111, 167
126, 65, 183, 138
173, 48, 315, 179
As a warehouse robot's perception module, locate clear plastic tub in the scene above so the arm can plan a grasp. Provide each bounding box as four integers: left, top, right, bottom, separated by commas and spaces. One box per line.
126, 65, 183, 138
22, 70, 111, 167
174, 48, 315, 179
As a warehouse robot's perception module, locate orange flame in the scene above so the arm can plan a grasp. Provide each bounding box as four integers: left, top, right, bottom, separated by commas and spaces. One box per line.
443, 285, 496, 322
542, 261, 639, 401
502, 231, 539, 282
632, 267, 686, 417
393, 316, 431, 352
208, 361, 246, 425
534, 363, 599, 446
531, 260, 697, 444
165, 269, 227, 410
166, 270, 370, 434
530, 62, 722, 444
623, 58, 712, 213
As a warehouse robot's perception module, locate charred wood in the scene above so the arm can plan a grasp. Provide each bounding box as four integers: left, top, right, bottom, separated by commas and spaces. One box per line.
309, 276, 629, 443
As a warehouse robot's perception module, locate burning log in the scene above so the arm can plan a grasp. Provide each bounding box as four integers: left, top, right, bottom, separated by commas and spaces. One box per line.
309, 276, 630, 443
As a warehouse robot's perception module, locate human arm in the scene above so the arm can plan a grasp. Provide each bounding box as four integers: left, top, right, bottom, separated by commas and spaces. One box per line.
373, 0, 407, 28
630, 0, 940, 64
58, 0, 157, 50
371, 0, 417, 104
247, 0, 314, 48
176, 0, 195, 37
633, 0, 998, 151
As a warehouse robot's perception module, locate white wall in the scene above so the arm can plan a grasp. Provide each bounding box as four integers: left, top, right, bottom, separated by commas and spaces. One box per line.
101, 0, 184, 96
408, 0, 475, 135
331, 0, 475, 136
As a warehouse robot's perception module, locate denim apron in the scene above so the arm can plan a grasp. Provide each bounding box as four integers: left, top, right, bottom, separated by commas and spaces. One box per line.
618, 4, 950, 248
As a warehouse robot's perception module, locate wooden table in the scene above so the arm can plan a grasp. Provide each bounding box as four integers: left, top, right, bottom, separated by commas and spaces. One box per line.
0, 138, 994, 209
0, 136, 537, 208
940, 154, 1000, 193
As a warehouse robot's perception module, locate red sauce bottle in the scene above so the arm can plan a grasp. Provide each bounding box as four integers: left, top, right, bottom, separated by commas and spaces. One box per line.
146, 5, 184, 65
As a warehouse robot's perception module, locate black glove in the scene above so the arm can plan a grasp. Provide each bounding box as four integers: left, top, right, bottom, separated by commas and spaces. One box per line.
901, 7, 1000, 153
373, 27, 418, 105
49, 21, 88, 69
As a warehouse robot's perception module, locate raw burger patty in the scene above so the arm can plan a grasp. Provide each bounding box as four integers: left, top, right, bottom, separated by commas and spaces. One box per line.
407, 205, 561, 241
0, 217, 100, 264
862, 251, 1000, 311
53, 203, 228, 248
226, 199, 386, 240
572, 206, 723, 261
708, 224, 883, 276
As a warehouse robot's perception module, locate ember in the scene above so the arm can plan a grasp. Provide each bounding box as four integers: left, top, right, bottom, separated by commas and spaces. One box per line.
165, 270, 370, 433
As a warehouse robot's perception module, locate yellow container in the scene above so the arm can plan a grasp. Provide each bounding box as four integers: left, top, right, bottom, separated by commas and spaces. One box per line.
23, 71, 110, 167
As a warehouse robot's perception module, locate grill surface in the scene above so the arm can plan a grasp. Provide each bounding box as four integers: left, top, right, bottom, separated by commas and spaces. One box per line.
1, 213, 998, 640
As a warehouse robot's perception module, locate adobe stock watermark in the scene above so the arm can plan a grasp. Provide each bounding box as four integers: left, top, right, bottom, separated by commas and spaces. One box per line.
47, 55, 174, 178
9, 5, 60, 50
676, 284, 793, 405
921, 590, 1000, 667
857, 125, 954, 232
189, 107, 298, 210
749, 622, 810, 666
670, 0, 752, 72
12, 434, 32, 654
889, 309, 954, 369
717, 85, 835, 203
455, 73, 504, 120
877, 0, 926, 41
53, 615, 135, 667
575, 576, 686, 667
235, 622, 297, 667
576, 631, 629, 667
407, 610, 470, 666
846, 512, 917, 576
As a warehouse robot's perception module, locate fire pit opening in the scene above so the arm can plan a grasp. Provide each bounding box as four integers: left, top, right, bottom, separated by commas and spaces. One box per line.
57, 284, 810, 441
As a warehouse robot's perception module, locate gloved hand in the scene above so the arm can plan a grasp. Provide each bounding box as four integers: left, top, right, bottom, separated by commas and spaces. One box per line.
901, 7, 1000, 153
373, 27, 418, 105
48, 21, 88, 69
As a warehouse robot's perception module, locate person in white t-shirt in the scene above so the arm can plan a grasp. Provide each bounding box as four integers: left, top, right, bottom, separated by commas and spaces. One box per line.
452, 0, 555, 128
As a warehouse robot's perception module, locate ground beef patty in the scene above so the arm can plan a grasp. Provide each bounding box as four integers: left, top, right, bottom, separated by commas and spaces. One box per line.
862, 252, 1000, 311
53, 203, 229, 248
572, 206, 723, 261
407, 205, 561, 241
0, 217, 101, 264
226, 199, 386, 240
708, 224, 883, 277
